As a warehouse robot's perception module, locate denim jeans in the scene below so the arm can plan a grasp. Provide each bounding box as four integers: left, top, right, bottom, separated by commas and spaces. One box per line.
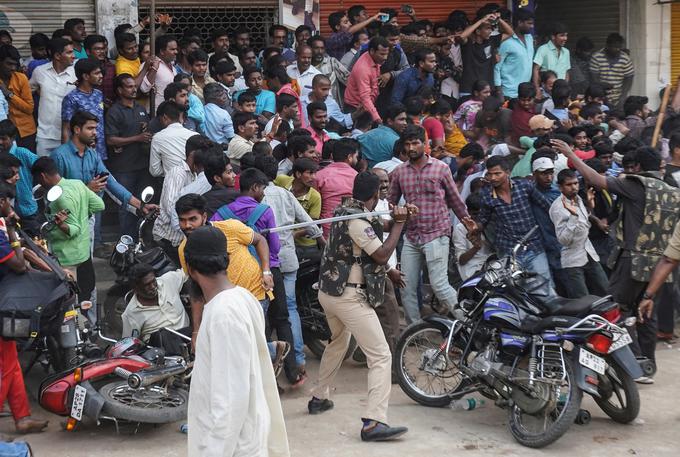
401, 236, 457, 324
260, 299, 276, 360
283, 270, 305, 366
517, 250, 557, 299
112, 169, 151, 239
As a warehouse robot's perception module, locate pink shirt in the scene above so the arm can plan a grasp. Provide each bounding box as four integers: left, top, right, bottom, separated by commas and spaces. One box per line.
314, 162, 358, 238
305, 126, 330, 153
344, 52, 381, 122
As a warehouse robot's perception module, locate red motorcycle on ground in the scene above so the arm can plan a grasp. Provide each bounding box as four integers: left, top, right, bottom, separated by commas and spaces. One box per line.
38, 332, 191, 431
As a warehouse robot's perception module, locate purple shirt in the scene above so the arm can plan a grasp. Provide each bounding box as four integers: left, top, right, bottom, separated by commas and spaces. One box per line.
210, 196, 281, 268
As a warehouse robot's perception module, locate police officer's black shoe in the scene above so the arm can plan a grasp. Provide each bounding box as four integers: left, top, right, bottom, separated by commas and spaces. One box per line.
360, 420, 408, 442
308, 397, 334, 415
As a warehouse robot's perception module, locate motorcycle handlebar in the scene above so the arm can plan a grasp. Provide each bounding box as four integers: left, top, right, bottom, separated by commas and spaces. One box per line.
512, 225, 539, 256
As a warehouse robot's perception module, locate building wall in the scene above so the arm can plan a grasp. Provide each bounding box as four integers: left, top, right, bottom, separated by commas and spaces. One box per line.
626, 0, 672, 109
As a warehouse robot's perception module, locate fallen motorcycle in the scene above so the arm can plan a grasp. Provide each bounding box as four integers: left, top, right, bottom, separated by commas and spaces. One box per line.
38, 333, 190, 430
396, 226, 642, 448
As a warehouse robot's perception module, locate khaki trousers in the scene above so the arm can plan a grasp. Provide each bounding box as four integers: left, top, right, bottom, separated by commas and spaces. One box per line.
314, 287, 392, 424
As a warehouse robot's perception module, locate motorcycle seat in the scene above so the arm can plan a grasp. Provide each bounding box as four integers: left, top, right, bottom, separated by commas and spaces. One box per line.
543, 295, 601, 316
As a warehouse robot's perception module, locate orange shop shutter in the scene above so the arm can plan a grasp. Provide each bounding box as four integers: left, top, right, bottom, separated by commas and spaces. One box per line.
318, 1, 483, 36
672, 2, 680, 83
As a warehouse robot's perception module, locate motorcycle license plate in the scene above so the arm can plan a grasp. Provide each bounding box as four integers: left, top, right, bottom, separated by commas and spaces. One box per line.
70, 385, 87, 421
608, 329, 633, 353
579, 348, 605, 375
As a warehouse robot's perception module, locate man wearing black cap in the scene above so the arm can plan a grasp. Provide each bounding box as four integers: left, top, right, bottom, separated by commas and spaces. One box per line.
185, 225, 290, 457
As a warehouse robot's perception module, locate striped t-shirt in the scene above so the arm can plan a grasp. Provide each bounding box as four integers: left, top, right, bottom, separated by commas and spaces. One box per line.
589, 50, 634, 106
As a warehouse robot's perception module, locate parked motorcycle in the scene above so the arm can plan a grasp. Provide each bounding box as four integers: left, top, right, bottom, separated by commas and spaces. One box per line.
102, 187, 176, 338
296, 255, 357, 360
396, 226, 642, 448
38, 333, 190, 430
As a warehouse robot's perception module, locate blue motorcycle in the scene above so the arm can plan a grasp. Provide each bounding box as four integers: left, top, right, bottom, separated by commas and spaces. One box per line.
395, 227, 642, 448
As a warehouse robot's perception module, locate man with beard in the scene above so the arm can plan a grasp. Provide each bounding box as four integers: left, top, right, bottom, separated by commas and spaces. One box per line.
304, 101, 330, 153
61, 58, 106, 161
121, 263, 190, 354
388, 125, 473, 324
390, 48, 436, 105
148, 82, 198, 133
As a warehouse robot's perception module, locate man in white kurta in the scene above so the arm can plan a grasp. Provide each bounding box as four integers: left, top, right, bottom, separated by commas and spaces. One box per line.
186, 226, 289, 457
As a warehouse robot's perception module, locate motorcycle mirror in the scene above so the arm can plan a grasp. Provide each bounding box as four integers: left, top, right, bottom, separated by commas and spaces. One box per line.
141, 186, 154, 203
46, 186, 63, 203
32, 184, 46, 201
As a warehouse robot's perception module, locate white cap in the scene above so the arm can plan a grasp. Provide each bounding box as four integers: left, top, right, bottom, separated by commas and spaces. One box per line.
532, 157, 555, 172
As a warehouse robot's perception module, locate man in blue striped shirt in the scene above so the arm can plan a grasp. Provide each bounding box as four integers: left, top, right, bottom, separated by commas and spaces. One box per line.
494, 9, 535, 99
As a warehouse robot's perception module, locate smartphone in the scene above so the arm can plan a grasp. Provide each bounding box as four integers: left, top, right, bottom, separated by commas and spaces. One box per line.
378, 13, 390, 23
400, 4, 413, 15
96, 172, 110, 180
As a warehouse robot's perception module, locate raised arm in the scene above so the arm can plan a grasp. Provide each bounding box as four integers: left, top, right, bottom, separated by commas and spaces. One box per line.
551, 139, 608, 189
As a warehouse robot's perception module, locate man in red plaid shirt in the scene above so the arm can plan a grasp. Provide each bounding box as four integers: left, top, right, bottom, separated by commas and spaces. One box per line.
388, 125, 475, 323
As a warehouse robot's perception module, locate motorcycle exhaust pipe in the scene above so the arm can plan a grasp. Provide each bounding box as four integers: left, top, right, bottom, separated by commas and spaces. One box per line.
126, 363, 187, 389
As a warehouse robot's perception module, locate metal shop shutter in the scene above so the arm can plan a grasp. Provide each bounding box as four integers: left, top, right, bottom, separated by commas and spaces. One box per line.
672, 2, 680, 83
138, 0, 279, 51
535, 0, 621, 49
0, 0, 96, 58
319, 1, 483, 36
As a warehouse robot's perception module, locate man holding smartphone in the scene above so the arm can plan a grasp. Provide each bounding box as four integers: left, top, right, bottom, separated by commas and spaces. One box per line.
51, 111, 158, 257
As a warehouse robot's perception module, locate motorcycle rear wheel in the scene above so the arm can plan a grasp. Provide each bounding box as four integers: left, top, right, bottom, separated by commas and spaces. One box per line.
396, 321, 467, 407
99, 381, 188, 424
593, 358, 640, 423
507, 356, 582, 448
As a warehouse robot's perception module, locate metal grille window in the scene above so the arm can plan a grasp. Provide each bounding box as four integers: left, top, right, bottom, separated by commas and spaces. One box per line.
137, 4, 278, 51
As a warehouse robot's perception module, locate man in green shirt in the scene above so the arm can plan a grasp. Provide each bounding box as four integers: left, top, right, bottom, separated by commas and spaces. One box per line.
274, 158, 321, 258
31, 157, 104, 315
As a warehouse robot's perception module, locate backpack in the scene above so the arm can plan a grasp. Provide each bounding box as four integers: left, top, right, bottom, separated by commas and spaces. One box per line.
215, 203, 270, 262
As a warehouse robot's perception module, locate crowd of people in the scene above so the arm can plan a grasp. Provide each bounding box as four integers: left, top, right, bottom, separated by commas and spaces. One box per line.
1, 2, 680, 454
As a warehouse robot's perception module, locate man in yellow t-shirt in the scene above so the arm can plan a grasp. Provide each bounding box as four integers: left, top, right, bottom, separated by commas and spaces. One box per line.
115, 33, 142, 77
175, 194, 274, 349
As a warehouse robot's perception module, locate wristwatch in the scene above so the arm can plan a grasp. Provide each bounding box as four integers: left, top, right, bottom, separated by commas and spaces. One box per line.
642, 291, 655, 300
262, 270, 273, 276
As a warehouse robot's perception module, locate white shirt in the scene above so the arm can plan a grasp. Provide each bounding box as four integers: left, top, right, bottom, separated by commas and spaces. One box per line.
286, 63, 321, 99
149, 122, 197, 177
121, 270, 189, 340
549, 195, 600, 268
373, 157, 403, 174
227, 135, 255, 166
453, 222, 493, 281
264, 117, 294, 135
230, 76, 248, 97
188, 287, 290, 457
375, 198, 397, 269
29, 62, 76, 141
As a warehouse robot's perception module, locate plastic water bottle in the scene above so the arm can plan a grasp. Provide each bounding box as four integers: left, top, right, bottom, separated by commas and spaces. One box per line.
179, 423, 189, 434
450, 397, 487, 411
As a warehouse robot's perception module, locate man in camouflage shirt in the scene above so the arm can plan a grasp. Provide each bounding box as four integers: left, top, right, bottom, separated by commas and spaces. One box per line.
308, 171, 417, 442
553, 140, 680, 383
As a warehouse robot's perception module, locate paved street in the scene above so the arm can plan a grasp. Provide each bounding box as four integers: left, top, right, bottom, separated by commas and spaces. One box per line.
2, 258, 680, 456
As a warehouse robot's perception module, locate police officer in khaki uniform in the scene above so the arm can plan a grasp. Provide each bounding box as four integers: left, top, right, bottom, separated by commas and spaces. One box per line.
307, 171, 417, 442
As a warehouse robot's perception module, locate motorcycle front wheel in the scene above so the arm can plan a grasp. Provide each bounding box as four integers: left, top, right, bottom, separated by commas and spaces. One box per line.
507, 355, 582, 448
99, 381, 188, 424
396, 321, 467, 407
593, 357, 640, 423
